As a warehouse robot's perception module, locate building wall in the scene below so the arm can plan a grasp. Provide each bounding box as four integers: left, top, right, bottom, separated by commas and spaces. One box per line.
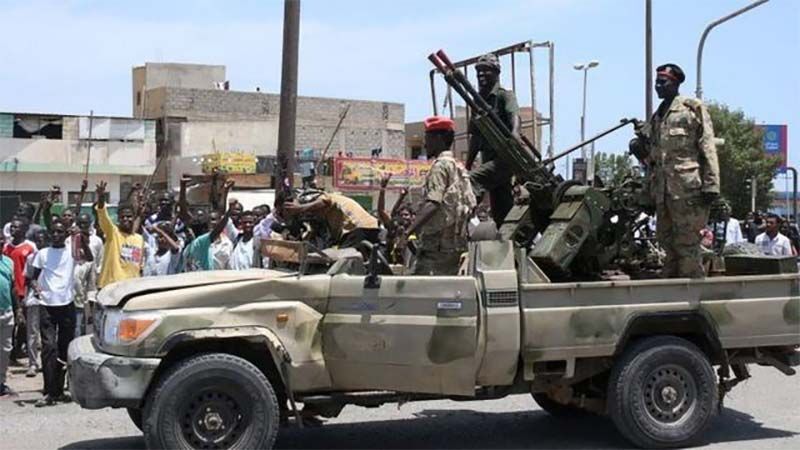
175, 120, 278, 158
145, 87, 406, 162
0, 113, 157, 205
133, 63, 226, 118
0, 138, 156, 170
1, 172, 122, 204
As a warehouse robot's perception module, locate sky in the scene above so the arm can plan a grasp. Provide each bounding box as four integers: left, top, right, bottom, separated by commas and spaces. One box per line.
0, 0, 797, 183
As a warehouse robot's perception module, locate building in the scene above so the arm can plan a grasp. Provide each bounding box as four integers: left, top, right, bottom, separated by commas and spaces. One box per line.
132, 63, 405, 190
0, 111, 156, 224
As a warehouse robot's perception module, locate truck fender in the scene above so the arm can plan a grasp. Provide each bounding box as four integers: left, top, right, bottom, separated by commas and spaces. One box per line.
155, 326, 304, 425
614, 311, 725, 363
157, 325, 290, 366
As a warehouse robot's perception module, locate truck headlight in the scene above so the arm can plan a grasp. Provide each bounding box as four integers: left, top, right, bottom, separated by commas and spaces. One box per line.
103, 310, 162, 346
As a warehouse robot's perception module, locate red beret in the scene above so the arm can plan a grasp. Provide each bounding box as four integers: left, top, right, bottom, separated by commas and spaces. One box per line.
424, 116, 455, 132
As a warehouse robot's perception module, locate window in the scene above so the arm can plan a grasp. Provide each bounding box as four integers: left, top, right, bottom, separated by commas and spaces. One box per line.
136, 91, 142, 106
13, 115, 63, 139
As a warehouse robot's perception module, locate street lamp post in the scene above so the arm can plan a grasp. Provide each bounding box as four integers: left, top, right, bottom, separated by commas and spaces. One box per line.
695, 0, 769, 99
574, 60, 599, 184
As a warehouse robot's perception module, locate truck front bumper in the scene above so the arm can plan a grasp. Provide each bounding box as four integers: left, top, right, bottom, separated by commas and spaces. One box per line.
67, 335, 161, 409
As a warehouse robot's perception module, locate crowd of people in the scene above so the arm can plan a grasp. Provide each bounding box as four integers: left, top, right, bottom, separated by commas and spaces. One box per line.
0, 135, 491, 402
704, 202, 800, 256
0, 176, 278, 403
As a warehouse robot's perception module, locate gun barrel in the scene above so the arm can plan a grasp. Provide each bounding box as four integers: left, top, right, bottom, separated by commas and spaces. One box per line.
543, 118, 637, 165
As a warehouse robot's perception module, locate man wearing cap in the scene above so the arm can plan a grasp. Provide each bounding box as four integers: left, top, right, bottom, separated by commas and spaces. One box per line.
403, 116, 475, 275
466, 53, 520, 227
646, 63, 720, 278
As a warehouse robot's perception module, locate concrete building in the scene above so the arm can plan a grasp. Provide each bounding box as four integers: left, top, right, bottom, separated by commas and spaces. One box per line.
0, 111, 156, 223
133, 63, 405, 189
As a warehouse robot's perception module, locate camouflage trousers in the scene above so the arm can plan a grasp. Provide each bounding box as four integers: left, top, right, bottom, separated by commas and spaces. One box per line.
412, 248, 464, 276
470, 159, 514, 226
656, 196, 710, 278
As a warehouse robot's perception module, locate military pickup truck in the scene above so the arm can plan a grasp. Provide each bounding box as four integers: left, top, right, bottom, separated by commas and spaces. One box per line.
68, 241, 800, 449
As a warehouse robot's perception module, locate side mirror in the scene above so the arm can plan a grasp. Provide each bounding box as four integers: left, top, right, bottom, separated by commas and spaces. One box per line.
364, 242, 382, 289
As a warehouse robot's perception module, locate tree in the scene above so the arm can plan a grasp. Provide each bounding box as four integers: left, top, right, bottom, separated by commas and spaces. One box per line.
594, 151, 635, 187
707, 103, 780, 218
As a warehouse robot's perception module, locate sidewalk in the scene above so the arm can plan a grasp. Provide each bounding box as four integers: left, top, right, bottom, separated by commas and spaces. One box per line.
2, 358, 55, 405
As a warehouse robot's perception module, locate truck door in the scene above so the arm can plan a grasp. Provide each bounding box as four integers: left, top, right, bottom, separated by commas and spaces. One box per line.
322, 274, 479, 396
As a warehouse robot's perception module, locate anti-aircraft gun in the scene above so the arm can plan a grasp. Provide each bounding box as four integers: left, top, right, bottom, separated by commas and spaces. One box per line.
429, 49, 651, 280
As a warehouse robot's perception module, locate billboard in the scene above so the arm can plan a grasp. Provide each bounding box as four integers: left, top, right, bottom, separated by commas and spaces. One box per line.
759, 124, 788, 172
201, 152, 257, 174
333, 157, 433, 190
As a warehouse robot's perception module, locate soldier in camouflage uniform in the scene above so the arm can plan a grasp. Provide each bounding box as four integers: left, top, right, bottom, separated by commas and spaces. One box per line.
466, 53, 520, 227
646, 63, 720, 278
404, 116, 475, 275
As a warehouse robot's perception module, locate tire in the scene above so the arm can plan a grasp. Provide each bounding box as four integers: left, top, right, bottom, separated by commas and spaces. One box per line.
127, 407, 144, 432
531, 392, 588, 417
608, 336, 718, 449
143, 353, 280, 450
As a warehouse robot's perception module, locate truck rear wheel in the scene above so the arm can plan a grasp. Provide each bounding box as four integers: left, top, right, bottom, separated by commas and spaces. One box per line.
608, 336, 717, 449
143, 353, 279, 450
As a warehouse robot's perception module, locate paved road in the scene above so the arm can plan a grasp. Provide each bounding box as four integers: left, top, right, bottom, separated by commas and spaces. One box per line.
2, 364, 798, 449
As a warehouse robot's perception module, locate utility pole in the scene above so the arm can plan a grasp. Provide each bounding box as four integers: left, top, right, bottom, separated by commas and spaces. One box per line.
750, 178, 757, 212
645, 0, 653, 118
277, 0, 301, 187
574, 61, 599, 184
787, 167, 798, 224
695, 0, 769, 99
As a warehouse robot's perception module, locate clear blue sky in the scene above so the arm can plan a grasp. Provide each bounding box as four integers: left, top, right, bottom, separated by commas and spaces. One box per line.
1, 0, 797, 184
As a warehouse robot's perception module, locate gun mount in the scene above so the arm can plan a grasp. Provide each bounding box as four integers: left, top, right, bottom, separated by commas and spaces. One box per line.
429, 49, 651, 280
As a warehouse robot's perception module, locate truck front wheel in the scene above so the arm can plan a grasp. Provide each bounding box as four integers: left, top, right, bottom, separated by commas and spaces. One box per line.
608, 336, 718, 449
143, 353, 280, 450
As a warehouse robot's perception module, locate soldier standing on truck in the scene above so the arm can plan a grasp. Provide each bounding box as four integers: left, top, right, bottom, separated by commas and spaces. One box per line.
466, 53, 520, 227
646, 63, 720, 278
403, 116, 475, 275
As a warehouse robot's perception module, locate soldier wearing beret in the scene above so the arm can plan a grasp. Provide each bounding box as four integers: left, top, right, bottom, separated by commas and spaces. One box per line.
646, 63, 720, 278
403, 116, 475, 275
466, 53, 520, 227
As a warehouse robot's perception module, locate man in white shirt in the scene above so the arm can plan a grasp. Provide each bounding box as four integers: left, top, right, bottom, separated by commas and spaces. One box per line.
143, 222, 182, 276
30, 219, 92, 406
755, 213, 793, 256
230, 211, 261, 271
711, 202, 745, 247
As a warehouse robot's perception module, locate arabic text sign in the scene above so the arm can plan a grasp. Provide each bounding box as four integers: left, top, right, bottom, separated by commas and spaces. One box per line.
333, 157, 433, 190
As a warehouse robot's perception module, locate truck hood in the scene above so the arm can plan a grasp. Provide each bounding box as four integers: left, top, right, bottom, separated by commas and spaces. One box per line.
97, 269, 294, 307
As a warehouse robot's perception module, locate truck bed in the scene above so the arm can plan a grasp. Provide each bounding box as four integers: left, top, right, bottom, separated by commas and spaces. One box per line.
519, 273, 800, 363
